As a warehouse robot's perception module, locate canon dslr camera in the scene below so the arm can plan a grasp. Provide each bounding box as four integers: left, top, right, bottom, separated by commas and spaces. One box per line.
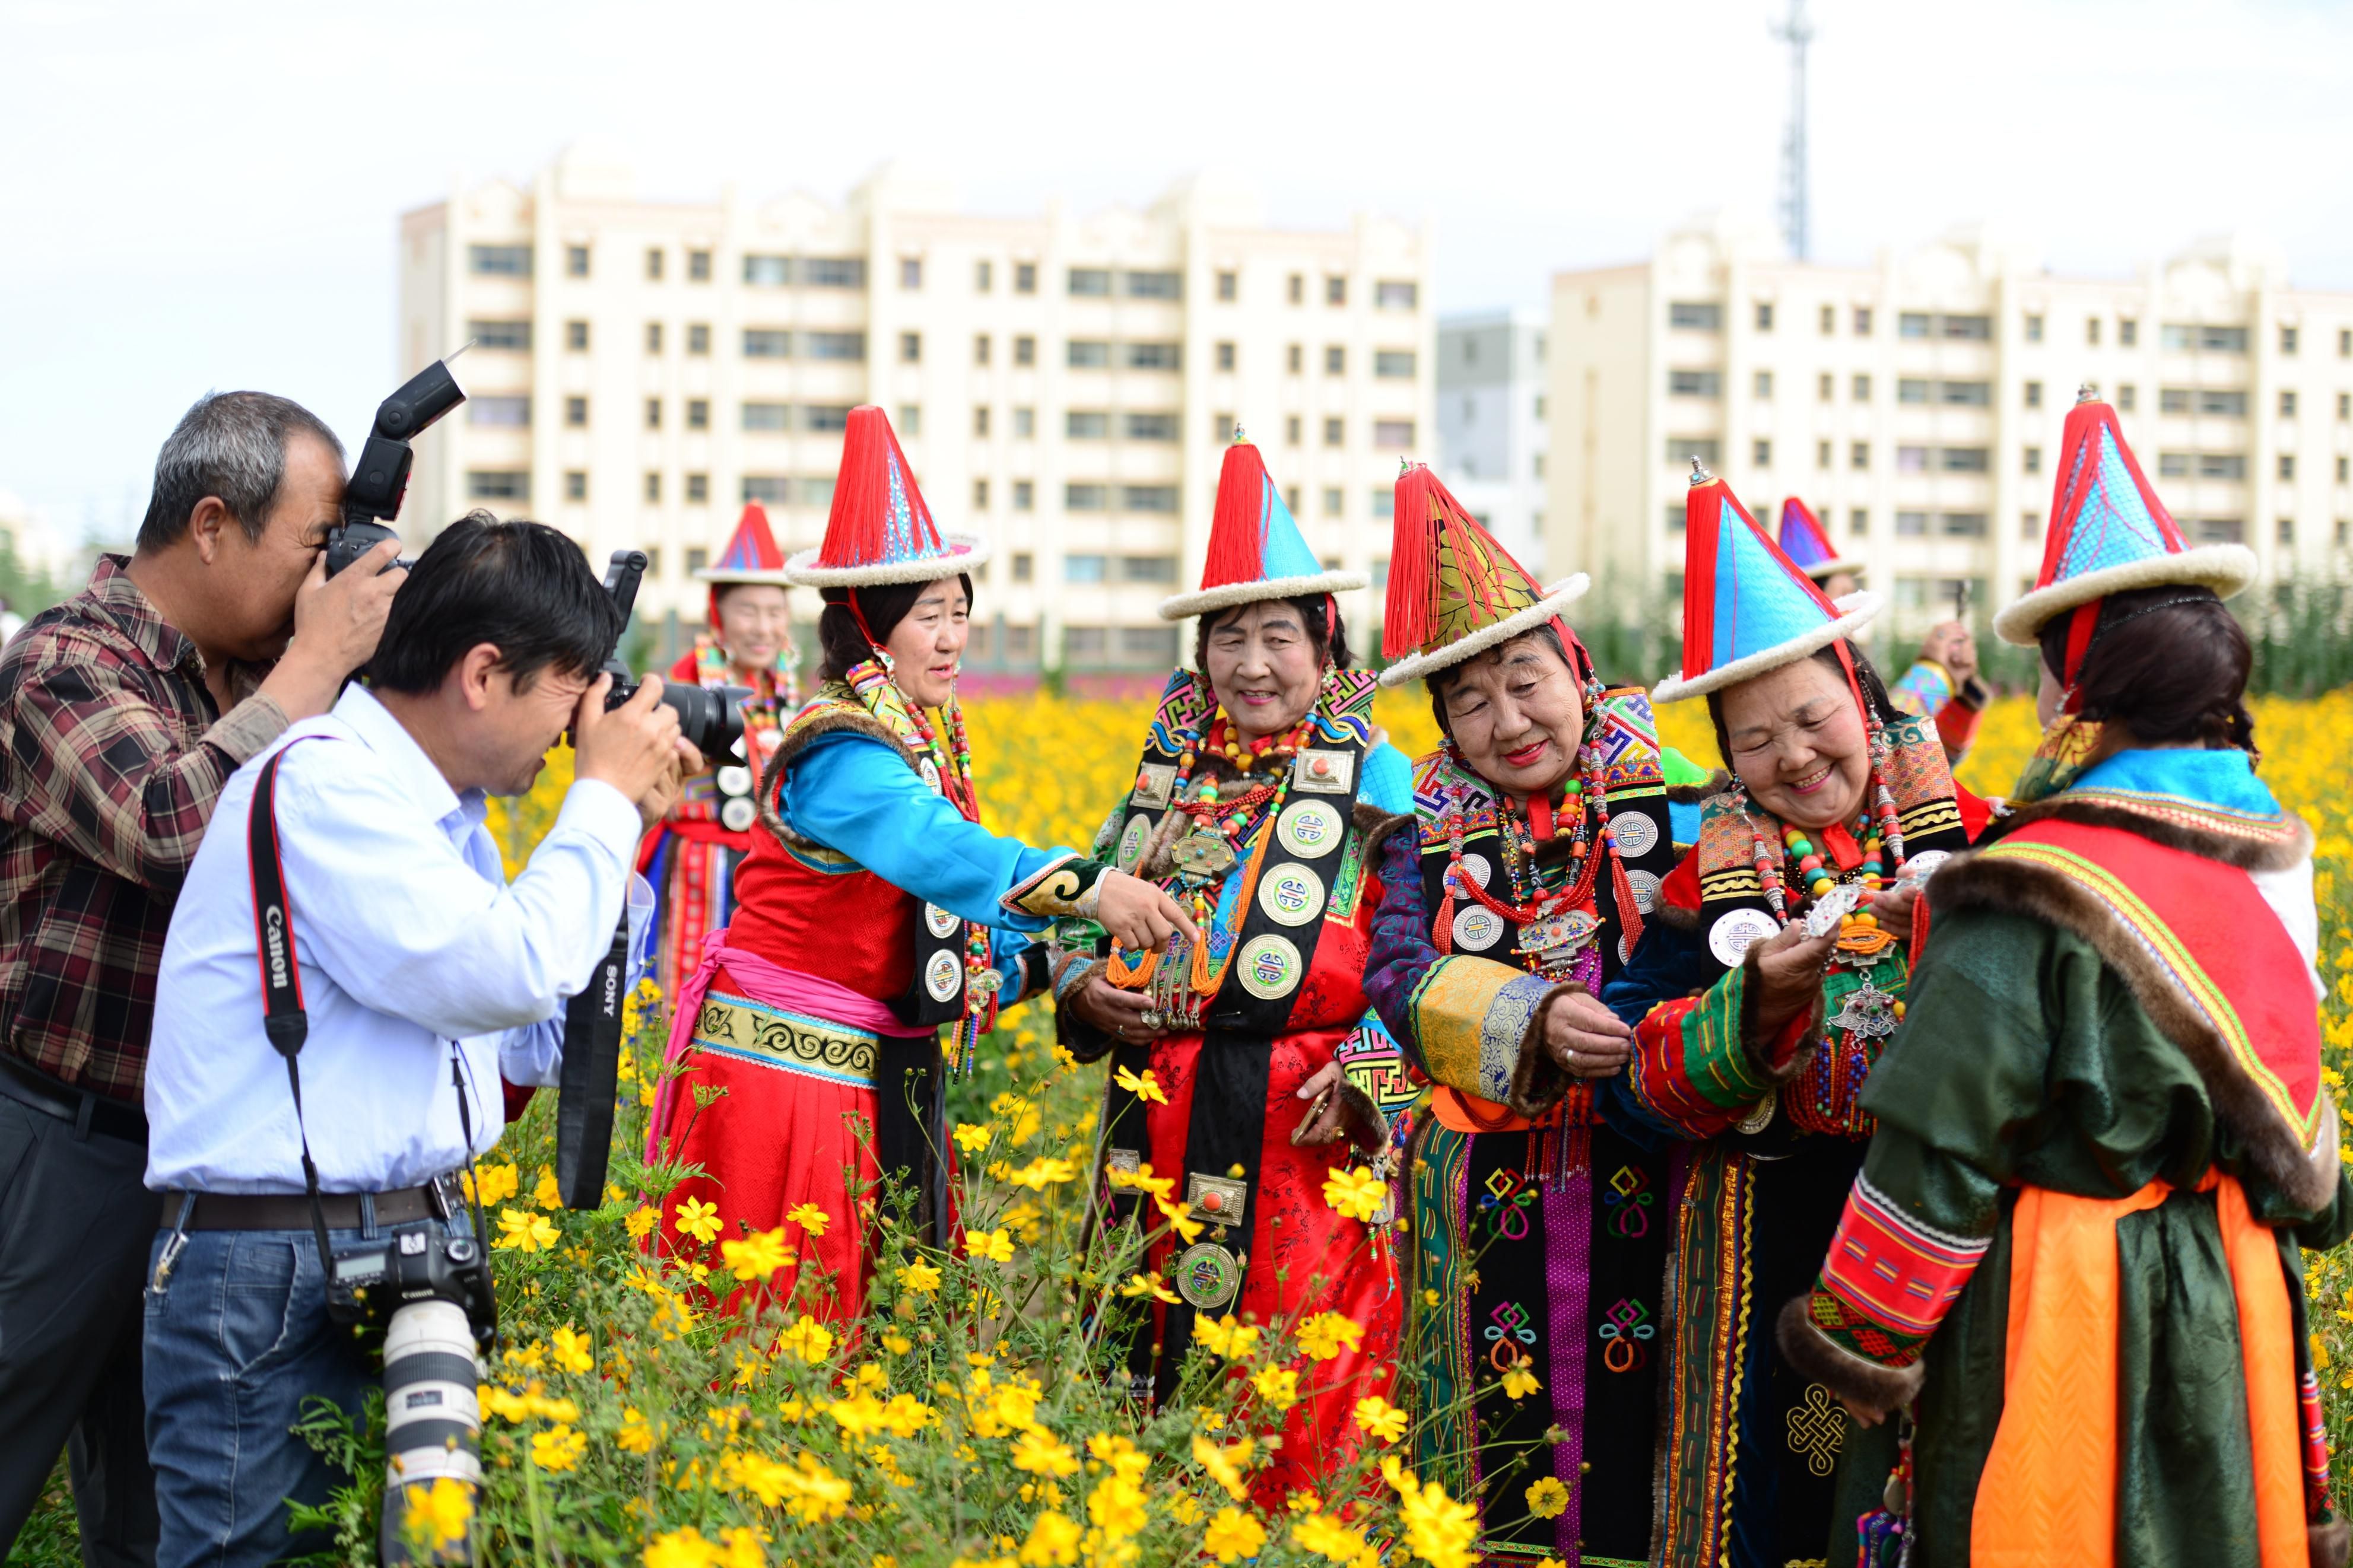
325, 353, 469, 578
593, 549, 750, 762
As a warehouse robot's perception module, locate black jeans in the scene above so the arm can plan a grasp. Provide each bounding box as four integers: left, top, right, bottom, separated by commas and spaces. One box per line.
0, 1098, 159, 1567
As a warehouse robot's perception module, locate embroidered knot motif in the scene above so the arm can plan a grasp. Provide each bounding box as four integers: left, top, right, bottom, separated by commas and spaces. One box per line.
1785, 1383, 1848, 1476
1596, 1296, 1653, 1373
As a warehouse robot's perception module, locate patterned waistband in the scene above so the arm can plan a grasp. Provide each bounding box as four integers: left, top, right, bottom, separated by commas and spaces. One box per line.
692, 990, 880, 1087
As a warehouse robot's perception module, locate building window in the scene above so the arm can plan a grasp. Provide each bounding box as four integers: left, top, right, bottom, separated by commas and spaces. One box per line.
684, 473, 707, 504
2024, 380, 2043, 408
1941, 380, 1991, 406
687, 399, 709, 431
2341, 394, 2351, 420
2120, 317, 2138, 346
1064, 554, 1106, 583
742, 329, 791, 358
2118, 383, 2138, 411
469, 319, 531, 351
687, 323, 710, 355
1065, 485, 1107, 513
900, 332, 922, 364
1851, 441, 1870, 470
1121, 555, 1177, 583
1285, 415, 1302, 446
2022, 313, 2043, 342
2158, 452, 2248, 479
644, 322, 664, 355
897, 404, 921, 436
2021, 511, 2041, 539
1896, 510, 1930, 536
1374, 348, 1415, 379
973, 405, 991, 438
802, 257, 865, 288
1217, 270, 1238, 301
565, 319, 589, 352
1125, 412, 1179, 441
2160, 387, 2248, 416
1667, 370, 1720, 397
1817, 439, 1833, 470
1376, 279, 1419, 310
2161, 323, 2250, 353
2281, 390, 2300, 418
563, 470, 587, 502
1322, 487, 1344, 517
2279, 516, 2295, 545
1373, 419, 1415, 448
2279, 454, 2297, 481
1854, 306, 1873, 336
1849, 508, 1869, 536
643, 247, 665, 282
972, 478, 990, 510
1852, 373, 1872, 402
971, 333, 992, 367
1323, 417, 1344, 448
1941, 513, 1988, 536
1754, 302, 1775, 332
1817, 371, 1834, 402
2341, 457, 2351, 482
643, 471, 662, 503
1216, 341, 1238, 372
685, 548, 709, 574
1754, 370, 1774, 400
1752, 438, 1772, 467
1067, 339, 1109, 368
1941, 447, 1989, 472
1666, 438, 1721, 466
1068, 268, 1111, 297
971, 259, 993, 293
742, 402, 790, 432
1288, 273, 1304, 305
1014, 261, 1037, 294
805, 331, 864, 360
1122, 485, 1178, 513
2024, 446, 2043, 474
1898, 378, 1929, 405
687, 249, 710, 282
1127, 342, 1181, 370
1819, 303, 1836, 335
1126, 271, 1182, 300
1320, 275, 1346, 307
740, 475, 786, 504
466, 244, 532, 276
1013, 406, 1035, 437
463, 394, 528, 428
1286, 344, 1304, 375
644, 397, 662, 430
1012, 483, 1034, 513
2086, 316, 2101, 346
1668, 301, 1722, 331
1319, 345, 1342, 376
564, 396, 588, 427
1284, 486, 1303, 514
743, 255, 789, 286
900, 256, 922, 290
1897, 445, 1929, 472
1014, 335, 1036, 367
2282, 325, 2300, 355
803, 405, 853, 432
2195, 519, 2246, 543
1212, 412, 1234, 442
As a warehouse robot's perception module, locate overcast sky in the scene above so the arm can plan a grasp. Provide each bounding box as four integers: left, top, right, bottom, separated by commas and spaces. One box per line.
5, 0, 2348, 547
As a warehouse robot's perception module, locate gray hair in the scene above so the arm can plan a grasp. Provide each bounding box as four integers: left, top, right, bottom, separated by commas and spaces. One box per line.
136, 392, 345, 552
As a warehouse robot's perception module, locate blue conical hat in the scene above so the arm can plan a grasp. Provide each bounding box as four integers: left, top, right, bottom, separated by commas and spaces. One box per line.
1158, 431, 1366, 619
1652, 463, 1883, 704
1776, 497, 1862, 583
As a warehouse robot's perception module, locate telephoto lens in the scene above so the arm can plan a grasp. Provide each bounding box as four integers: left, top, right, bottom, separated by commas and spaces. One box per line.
379, 1299, 484, 1564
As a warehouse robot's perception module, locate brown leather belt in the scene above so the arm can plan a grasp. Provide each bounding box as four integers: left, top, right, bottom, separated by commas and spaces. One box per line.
156, 1185, 439, 1231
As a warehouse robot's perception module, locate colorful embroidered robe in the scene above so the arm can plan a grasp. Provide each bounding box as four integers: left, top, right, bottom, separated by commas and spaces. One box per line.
1598, 710, 1986, 1568
1779, 748, 2353, 1568
1360, 691, 1680, 1567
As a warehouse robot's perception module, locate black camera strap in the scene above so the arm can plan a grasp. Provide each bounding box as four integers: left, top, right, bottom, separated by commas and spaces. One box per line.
247, 742, 337, 1270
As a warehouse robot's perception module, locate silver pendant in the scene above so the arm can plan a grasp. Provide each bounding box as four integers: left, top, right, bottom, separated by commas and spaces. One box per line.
1518, 907, 1598, 963
1171, 833, 1237, 879
1828, 979, 1901, 1040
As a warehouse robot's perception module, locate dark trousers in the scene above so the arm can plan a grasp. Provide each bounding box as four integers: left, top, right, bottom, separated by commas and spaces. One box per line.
0, 1099, 160, 1567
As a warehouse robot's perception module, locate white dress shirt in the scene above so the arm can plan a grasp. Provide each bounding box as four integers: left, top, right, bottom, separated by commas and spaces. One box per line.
145, 685, 649, 1195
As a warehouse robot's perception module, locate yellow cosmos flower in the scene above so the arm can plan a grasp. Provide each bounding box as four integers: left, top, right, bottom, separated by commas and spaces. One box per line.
1290, 1511, 1367, 1563
1007, 1156, 1079, 1189
550, 1324, 594, 1375
1353, 1394, 1408, 1443
673, 1197, 722, 1244
1252, 1366, 1300, 1410
530, 1165, 563, 1211
530, 1424, 586, 1472
402, 1475, 472, 1547
1194, 1315, 1262, 1359
968, 1227, 1016, 1263
1085, 1474, 1148, 1540
624, 1205, 659, 1240
778, 1313, 836, 1365
1295, 1310, 1364, 1362
494, 1208, 559, 1253
1205, 1506, 1267, 1562
1191, 1433, 1255, 1501
1017, 1509, 1081, 1567
1525, 1475, 1570, 1519
900, 1260, 944, 1295
1086, 1432, 1149, 1480
719, 1227, 792, 1281
784, 1202, 831, 1237
1501, 1363, 1542, 1400
463, 1162, 519, 1207
644, 1527, 721, 1568
1112, 1065, 1168, 1105
1106, 1162, 1176, 1201
1119, 1271, 1179, 1304
1010, 1429, 1079, 1478
1403, 1475, 1481, 1568
615, 1406, 656, 1453
1322, 1166, 1385, 1222
952, 1121, 995, 1154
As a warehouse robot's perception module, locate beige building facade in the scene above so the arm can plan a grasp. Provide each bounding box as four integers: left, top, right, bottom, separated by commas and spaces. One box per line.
398, 149, 1433, 669
1547, 215, 2353, 638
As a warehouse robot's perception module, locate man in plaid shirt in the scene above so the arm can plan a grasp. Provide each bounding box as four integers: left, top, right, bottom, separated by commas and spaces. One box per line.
0, 392, 401, 1564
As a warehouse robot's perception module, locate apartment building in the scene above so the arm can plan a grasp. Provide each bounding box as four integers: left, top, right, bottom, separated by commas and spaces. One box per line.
1434, 308, 1549, 574
1547, 214, 2353, 638
398, 148, 1433, 669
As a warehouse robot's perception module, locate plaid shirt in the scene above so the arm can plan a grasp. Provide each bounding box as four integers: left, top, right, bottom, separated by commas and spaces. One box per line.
0, 555, 287, 1101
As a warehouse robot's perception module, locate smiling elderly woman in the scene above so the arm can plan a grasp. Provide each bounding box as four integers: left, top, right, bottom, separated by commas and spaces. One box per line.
1355, 466, 1683, 1564
1597, 466, 1992, 1567
1054, 433, 1409, 1505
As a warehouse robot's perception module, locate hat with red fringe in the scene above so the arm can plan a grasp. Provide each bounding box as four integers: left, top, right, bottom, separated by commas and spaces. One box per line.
1776, 495, 1862, 584
697, 502, 793, 587
1158, 429, 1366, 619
1652, 460, 1882, 704
785, 406, 989, 587
1377, 462, 1589, 687
1992, 384, 2255, 646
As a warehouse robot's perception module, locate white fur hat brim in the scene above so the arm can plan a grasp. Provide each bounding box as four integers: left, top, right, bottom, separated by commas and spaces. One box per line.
1650, 590, 1887, 704
1804, 556, 1865, 584
1377, 575, 1592, 688
1158, 570, 1371, 622
694, 566, 796, 587
1990, 545, 2256, 646
784, 534, 992, 588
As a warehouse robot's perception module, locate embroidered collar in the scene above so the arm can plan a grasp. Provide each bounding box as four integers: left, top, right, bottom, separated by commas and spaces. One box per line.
2069, 748, 2281, 823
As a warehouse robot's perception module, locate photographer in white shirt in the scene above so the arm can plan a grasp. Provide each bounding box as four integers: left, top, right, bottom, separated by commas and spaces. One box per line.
139, 513, 697, 1568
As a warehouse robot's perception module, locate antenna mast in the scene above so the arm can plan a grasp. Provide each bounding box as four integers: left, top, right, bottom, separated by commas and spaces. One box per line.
1773, 0, 1814, 260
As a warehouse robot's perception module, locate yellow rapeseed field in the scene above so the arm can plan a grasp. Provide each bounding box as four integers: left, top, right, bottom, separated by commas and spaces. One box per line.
461, 689, 2353, 1566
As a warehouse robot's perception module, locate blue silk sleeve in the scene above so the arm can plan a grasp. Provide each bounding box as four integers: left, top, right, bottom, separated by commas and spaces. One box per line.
1360, 741, 1414, 816
780, 733, 1069, 932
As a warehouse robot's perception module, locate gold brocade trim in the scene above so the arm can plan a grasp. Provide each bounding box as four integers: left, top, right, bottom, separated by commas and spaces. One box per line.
1898, 799, 1964, 838
692, 992, 881, 1086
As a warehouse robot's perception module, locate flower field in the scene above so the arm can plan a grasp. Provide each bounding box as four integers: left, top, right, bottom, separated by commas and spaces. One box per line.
20, 690, 2353, 1568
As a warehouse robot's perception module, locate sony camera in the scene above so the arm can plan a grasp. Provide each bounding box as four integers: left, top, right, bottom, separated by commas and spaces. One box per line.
324, 353, 469, 578
593, 548, 750, 762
